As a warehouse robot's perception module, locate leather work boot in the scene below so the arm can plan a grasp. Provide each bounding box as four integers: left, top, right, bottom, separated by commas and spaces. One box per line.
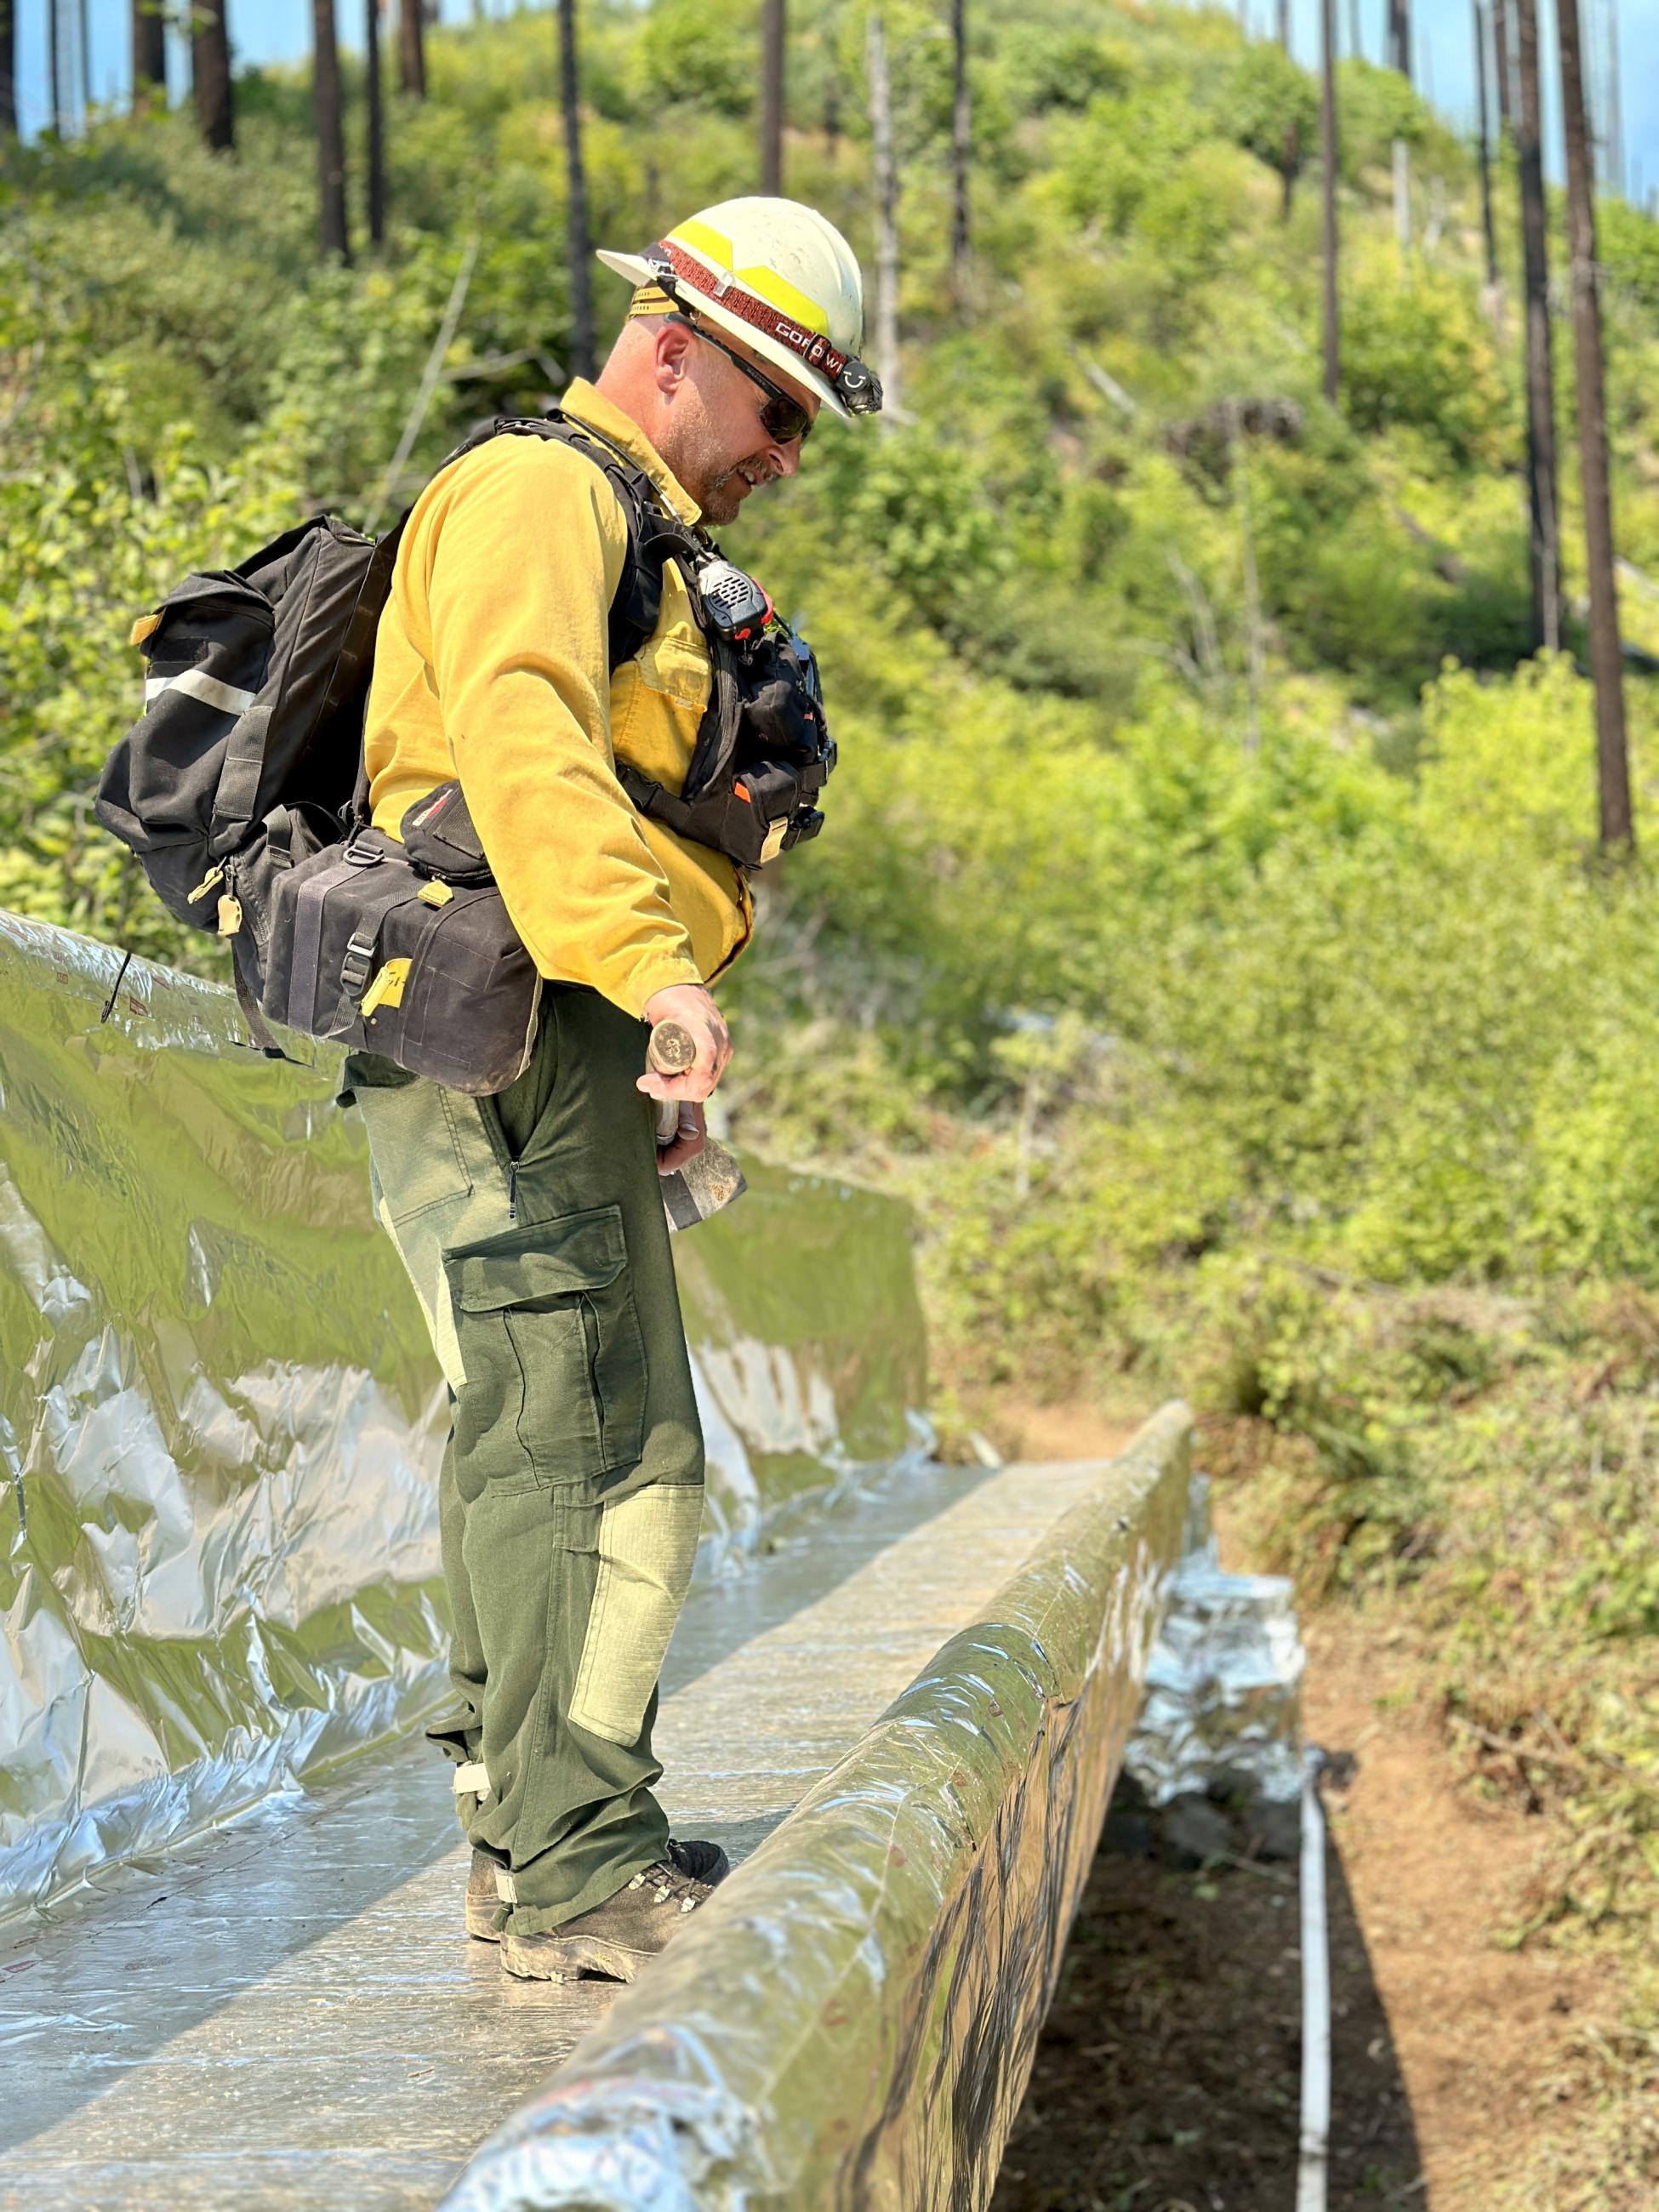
499, 1839, 730, 1983
466, 1850, 502, 1941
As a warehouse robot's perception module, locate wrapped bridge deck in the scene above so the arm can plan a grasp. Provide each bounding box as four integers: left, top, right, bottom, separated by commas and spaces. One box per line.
2, 1455, 1107, 2212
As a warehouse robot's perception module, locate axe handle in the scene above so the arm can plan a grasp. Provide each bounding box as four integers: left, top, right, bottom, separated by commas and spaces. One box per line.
646, 1021, 698, 1076
647, 1021, 698, 1145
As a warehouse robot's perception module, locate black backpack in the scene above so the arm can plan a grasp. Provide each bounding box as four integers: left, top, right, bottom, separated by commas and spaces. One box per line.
94, 413, 687, 1048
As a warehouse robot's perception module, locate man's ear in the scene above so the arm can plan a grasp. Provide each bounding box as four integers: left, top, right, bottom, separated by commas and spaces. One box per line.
654, 319, 694, 396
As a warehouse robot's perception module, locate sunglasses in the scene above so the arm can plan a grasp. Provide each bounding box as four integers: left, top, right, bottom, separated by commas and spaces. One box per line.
674, 313, 814, 447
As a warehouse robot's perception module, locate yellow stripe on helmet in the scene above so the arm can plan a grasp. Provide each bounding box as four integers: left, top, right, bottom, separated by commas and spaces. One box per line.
669, 217, 831, 339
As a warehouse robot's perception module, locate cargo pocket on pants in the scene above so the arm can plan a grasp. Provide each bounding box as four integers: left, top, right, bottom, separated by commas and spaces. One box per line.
443, 1205, 647, 1492
568, 1482, 705, 1746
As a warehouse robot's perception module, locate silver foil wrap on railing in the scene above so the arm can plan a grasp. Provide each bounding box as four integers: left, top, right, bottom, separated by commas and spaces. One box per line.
439, 1403, 1194, 2212
1122, 1473, 1306, 1814
0, 911, 926, 1921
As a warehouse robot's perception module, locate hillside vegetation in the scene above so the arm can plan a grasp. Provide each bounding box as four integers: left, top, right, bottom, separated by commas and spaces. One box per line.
3, 3, 1658, 2197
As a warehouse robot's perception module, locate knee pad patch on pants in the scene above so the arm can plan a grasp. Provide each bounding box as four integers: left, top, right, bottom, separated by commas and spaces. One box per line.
568, 1483, 705, 1747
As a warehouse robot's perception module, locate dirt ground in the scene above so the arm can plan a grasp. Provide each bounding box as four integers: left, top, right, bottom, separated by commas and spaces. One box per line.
983, 1400, 1610, 2212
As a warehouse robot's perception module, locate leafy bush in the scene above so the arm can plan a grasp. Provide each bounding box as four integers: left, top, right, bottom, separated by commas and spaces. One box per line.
1339, 262, 1514, 467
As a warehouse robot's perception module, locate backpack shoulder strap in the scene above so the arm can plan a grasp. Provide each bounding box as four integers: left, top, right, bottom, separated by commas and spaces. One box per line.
458, 410, 705, 670
349, 411, 704, 825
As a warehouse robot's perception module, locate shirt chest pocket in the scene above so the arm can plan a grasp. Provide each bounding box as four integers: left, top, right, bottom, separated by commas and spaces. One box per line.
633, 617, 710, 712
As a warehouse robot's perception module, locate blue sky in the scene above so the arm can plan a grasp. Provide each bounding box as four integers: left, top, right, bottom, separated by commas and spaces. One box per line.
13, 0, 1659, 199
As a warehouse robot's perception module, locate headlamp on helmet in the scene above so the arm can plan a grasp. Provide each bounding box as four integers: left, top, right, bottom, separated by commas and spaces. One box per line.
640, 245, 884, 420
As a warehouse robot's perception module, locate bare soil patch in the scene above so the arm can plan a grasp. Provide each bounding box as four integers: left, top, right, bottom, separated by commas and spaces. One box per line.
986, 1398, 1611, 2211
1297, 1611, 1605, 2209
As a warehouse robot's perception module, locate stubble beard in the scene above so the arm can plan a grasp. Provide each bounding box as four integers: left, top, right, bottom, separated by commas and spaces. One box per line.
698, 465, 752, 527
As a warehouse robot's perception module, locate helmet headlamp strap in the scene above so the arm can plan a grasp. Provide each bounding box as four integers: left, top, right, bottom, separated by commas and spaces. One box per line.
643, 239, 883, 416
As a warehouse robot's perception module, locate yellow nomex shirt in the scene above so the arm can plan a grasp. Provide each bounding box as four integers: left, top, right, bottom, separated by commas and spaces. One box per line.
361, 381, 752, 1019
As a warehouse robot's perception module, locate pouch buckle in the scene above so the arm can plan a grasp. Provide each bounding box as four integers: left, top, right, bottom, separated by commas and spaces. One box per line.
340, 932, 378, 998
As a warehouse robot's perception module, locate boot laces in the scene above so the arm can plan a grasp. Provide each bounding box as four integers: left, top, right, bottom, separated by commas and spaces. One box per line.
628, 1858, 707, 1913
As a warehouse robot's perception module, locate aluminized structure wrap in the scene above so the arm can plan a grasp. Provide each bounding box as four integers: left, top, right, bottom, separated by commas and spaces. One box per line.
441, 1403, 1193, 2212
0, 912, 926, 1921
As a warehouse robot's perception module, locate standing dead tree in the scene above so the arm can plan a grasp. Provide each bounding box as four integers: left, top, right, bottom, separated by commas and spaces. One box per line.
1602, 0, 1624, 198
1388, 0, 1411, 253
193, 0, 234, 152
1557, 0, 1631, 848
0, 0, 15, 137
48, 0, 60, 135
761, 0, 784, 195
950, 0, 970, 311
1320, 0, 1338, 401
1491, 0, 1514, 136
866, 9, 900, 423
1514, 0, 1560, 650
366, 0, 385, 248
313, 0, 351, 264
399, 0, 426, 99
1473, 0, 1499, 296
559, 0, 595, 382
131, 0, 165, 112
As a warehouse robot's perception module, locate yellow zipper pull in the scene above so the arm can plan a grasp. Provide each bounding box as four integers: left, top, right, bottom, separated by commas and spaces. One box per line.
216, 894, 242, 936
417, 880, 454, 909
188, 864, 225, 904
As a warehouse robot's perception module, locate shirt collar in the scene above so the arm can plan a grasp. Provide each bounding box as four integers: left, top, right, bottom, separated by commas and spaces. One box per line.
558, 379, 702, 527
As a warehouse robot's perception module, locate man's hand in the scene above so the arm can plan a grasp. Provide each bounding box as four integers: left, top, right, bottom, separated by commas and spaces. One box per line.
654, 1099, 708, 1177
639, 983, 731, 1103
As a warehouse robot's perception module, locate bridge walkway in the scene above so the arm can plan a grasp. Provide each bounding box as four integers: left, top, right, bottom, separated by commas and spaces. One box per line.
1, 1455, 1103, 2212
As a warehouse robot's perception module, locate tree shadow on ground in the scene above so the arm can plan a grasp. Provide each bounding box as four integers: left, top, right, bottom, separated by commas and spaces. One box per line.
993, 1770, 1422, 2212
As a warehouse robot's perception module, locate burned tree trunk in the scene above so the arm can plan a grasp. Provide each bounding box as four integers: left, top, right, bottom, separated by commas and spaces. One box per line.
399, 0, 426, 99
1321, 0, 1339, 400
1557, 0, 1631, 848
314, 0, 351, 264
192, 0, 234, 151
1474, 0, 1498, 291
761, 0, 784, 195
366, 0, 385, 248
1604, 0, 1624, 198
1492, 0, 1514, 137
866, 9, 900, 422
950, 0, 970, 310
48, 0, 61, 135
131, 0, 165, 111
1389, 0, 1411, 251
1514, 0, 1560, 650
0, 0, 16, 137
1388, 0, 1411, 77
559, 0, 595, 381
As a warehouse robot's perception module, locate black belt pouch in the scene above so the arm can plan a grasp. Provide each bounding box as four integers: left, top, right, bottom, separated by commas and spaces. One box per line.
259, 782, 542, 1096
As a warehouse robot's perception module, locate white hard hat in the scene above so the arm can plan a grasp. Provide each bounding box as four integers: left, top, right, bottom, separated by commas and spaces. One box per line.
597, 197, 881, 422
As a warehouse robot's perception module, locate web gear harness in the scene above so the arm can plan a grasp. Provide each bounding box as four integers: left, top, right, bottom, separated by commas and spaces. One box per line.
96, 411, 834, 1090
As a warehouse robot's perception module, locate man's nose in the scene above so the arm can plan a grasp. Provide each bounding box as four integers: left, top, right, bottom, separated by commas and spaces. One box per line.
763, 435, 802, 479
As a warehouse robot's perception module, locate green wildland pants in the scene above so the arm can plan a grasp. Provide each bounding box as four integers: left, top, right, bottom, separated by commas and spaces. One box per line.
342, 986, 704, 1936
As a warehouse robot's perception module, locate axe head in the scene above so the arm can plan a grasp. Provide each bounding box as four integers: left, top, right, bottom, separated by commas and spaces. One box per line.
659, 1136, 747, 1232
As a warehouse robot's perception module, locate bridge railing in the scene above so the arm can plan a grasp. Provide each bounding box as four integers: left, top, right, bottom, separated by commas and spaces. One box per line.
0, 911, 926, 1921
442, 1404, 1194, 2212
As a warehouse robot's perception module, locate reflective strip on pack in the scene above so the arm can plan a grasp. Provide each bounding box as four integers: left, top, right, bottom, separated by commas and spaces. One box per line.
145, 668, 259, 716
493, 1867, 517, 1903
453, 1759, 490, 1799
